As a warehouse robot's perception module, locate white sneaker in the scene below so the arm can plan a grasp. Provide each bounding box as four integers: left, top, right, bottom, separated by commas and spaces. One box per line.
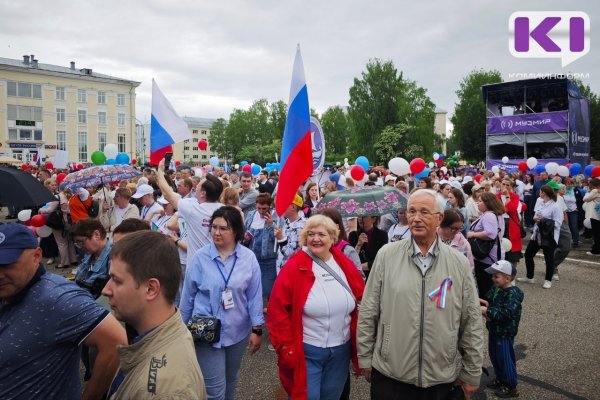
542, 280, 552, 289
552, 274, 560, 281
586, 251, 597, 256
46, 258, 54, 265
516, 277, 535, 284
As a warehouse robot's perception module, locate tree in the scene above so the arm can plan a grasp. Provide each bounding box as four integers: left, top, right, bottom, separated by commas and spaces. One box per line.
207, 118, 229, 159
374, 123, 426, 162
321, 106, 350, 159
348, 59, 403, 161
451, 69, 503, 161
397, 79, 437, 158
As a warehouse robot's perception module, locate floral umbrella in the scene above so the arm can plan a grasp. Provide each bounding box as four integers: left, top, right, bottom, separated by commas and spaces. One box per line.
316, 186, 408, 218
59, 164, 141, 191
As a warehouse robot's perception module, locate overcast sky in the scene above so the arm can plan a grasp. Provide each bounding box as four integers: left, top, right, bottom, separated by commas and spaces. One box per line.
1, 0, 598, 130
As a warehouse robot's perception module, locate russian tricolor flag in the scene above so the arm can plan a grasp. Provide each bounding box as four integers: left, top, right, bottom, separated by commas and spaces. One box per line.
150, 79, 191, 165
275, 46, 313, 216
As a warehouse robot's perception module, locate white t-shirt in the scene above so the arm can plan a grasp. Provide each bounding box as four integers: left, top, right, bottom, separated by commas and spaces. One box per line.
303, 257, 355, 348
114, 205, 128, 227
388, 223, 412, 242
141, 202, 163, 220
178, 198, 223, 260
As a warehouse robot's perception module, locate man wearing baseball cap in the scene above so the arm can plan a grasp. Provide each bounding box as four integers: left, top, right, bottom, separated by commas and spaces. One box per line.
0, 224, 126, 400
480, 260, 524, 398
133, 183, 163, 222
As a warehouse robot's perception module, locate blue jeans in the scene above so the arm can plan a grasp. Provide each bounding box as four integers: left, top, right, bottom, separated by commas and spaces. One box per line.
489, 334, 518, 389
303, 341, 352, 400
195, 336, 248, 400
567, 211, 579, 245
258, 258, 277, 300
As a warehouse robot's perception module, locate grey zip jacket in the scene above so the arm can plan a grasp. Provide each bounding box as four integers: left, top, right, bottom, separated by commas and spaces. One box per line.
357, 237, 483, 387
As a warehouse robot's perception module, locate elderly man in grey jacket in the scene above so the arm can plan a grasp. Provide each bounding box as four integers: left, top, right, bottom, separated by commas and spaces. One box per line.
357, 189, 484, 400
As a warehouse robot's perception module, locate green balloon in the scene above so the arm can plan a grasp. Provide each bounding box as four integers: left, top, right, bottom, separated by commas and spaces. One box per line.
91, 150, 107, 165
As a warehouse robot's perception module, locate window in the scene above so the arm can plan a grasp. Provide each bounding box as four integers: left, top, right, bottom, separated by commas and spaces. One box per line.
184, 139, 190, 143
8, 105, 43, 121
98, 132, 107, 151
19, 129, 32, 140
193, 129, 198, 134
8, 129, 43, 141
34, 130, 42, 141
18, 83, 32, 98
97, 91, 106, 104
6, 81, 41, 98
118, 113, 125, 126
201, 130, 207, 135
201, 155, 207, 160
7, 81, 16, 96
56, 131, 66, 150
78, 132, 88, 162
184, 146, 189, 151
78, 110, 87, 124
117, 94, 125, 106
118, 133, 126, 153
56, 108, 66, 123
8, 129, 17, 140
193, 155, 199, 159
77, 89, 87, 103
56, 87, 65, 100
98, 111, 107, 125
33, 85, 42, 99
193, 138, 198, 142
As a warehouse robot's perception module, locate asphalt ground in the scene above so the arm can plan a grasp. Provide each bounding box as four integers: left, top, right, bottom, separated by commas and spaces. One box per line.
3, 207, 598, 400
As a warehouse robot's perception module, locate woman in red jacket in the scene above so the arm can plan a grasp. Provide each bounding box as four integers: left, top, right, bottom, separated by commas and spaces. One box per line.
267, 215, 365, 400
498, 178, 526, 274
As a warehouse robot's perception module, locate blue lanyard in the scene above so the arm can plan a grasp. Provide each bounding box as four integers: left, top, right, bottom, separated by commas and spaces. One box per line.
215, 254, 237, 289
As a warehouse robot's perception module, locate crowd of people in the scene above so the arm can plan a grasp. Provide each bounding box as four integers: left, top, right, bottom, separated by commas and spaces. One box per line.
1, 159, 599, 400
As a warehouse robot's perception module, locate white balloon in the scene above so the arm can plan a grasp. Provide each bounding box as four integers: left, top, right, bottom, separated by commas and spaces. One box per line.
428, 162, 435, 168
526, 157, 538, 169
557, 165, 570, 177
37, 225, 53, 238
584, 218, 592, 229
433, 153, 440, 161
388, 157, 410, 176
502, 237, 513, 252
492, 166, 500, 174
545, 162, 559, 175
234, 164, 240, 169
17, 209, 32, 222
104, 143, 118, 159
440, 166, 448, 174
502, 156, 509, 164
344, 158, 348, 163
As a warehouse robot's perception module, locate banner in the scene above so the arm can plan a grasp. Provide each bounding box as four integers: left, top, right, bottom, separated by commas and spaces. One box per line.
487, 111, 568, 134
310, 117, 325, 171
568, 97, 590, 166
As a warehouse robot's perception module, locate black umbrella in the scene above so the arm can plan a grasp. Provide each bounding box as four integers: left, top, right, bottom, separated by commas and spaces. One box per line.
0, 166, 57, 208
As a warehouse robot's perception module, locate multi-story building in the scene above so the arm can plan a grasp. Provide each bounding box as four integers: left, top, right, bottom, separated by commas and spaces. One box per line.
0, 55, 140, 164
434, 107, 448, 154
136, 116, 218, 166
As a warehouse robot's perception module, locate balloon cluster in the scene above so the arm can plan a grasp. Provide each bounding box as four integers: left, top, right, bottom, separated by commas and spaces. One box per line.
17, 210, 53, 238
91, 143, 130, 166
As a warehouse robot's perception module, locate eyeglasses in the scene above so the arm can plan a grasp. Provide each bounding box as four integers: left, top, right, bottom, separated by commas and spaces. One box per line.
449, 226, 464, 233
407, 209, 440, 218
73, 237, 89, 247
211, 225, 232, 233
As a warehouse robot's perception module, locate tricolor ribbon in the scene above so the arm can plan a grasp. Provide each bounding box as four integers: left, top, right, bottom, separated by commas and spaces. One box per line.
428, 277, 453, 309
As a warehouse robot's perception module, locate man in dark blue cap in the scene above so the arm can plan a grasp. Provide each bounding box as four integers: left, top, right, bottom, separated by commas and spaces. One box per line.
0, 223, 127, 400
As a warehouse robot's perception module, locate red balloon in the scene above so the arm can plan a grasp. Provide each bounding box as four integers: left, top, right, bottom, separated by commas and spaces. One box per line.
566, 163, 572, 169
592, 166, 600, 178
21, 164, 29, 170
131, 159, 137, 165
474, 174, 483, 183
56, 173, 67, 184
435, 159, 443, 167
350, 165, 365, 181
242, 164, 252, 173
409, 158, 426, 174
45, 161, 54, 170
31, 214, 46, 228
76, 163, 84, 170
518, 162, 528, 172
198, 140, 208, 151
175, 161, 181, 166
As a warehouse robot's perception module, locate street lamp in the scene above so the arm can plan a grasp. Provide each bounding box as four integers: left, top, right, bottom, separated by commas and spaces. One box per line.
135, 118, 148, 165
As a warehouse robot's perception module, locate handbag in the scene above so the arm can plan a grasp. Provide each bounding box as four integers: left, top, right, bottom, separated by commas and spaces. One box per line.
468, 216, 500, 260
45, 209, 64, 230
187, 315, 221, 343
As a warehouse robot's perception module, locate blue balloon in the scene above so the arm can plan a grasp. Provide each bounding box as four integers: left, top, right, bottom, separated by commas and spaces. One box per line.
115, 153, 130, 165
251, 164, 261, 175
240, 161, 248, 167
415, 168, 429, 179
106, 159, 116, 165
329, 172, 341, 183
439, 153, 445, 160
209, 156, 220, 167
535, 165, 546, 174
223, 165, 230, 172
569, 163, 583, 176
584, 164, 594, 177
355, 156, 369, 172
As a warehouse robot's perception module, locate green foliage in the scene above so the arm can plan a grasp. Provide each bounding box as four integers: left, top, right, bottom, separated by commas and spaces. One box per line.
374, 123, 426, 162
450, 69, 502, 161
320, 106, 350, 158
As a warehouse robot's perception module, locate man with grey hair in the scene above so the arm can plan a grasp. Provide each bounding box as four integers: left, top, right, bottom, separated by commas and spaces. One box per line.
357, 189, 483, 400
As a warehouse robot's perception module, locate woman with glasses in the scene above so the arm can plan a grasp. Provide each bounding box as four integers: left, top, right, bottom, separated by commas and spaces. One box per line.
180, 206, 264, 400
467, 192, 505, 297
447, 187, 469, 235
498, 178, 525, 277
267, 215, 365, 400
438, 209, 474, 270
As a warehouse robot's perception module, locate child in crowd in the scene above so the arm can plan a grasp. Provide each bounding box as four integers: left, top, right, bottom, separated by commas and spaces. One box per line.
480, 260, 524, 398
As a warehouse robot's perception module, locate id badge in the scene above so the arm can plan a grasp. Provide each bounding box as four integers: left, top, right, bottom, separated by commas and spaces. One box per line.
222, 288, 235, 310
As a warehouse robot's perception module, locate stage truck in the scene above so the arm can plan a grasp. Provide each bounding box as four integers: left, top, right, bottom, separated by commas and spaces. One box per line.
482, 78, 590, 171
